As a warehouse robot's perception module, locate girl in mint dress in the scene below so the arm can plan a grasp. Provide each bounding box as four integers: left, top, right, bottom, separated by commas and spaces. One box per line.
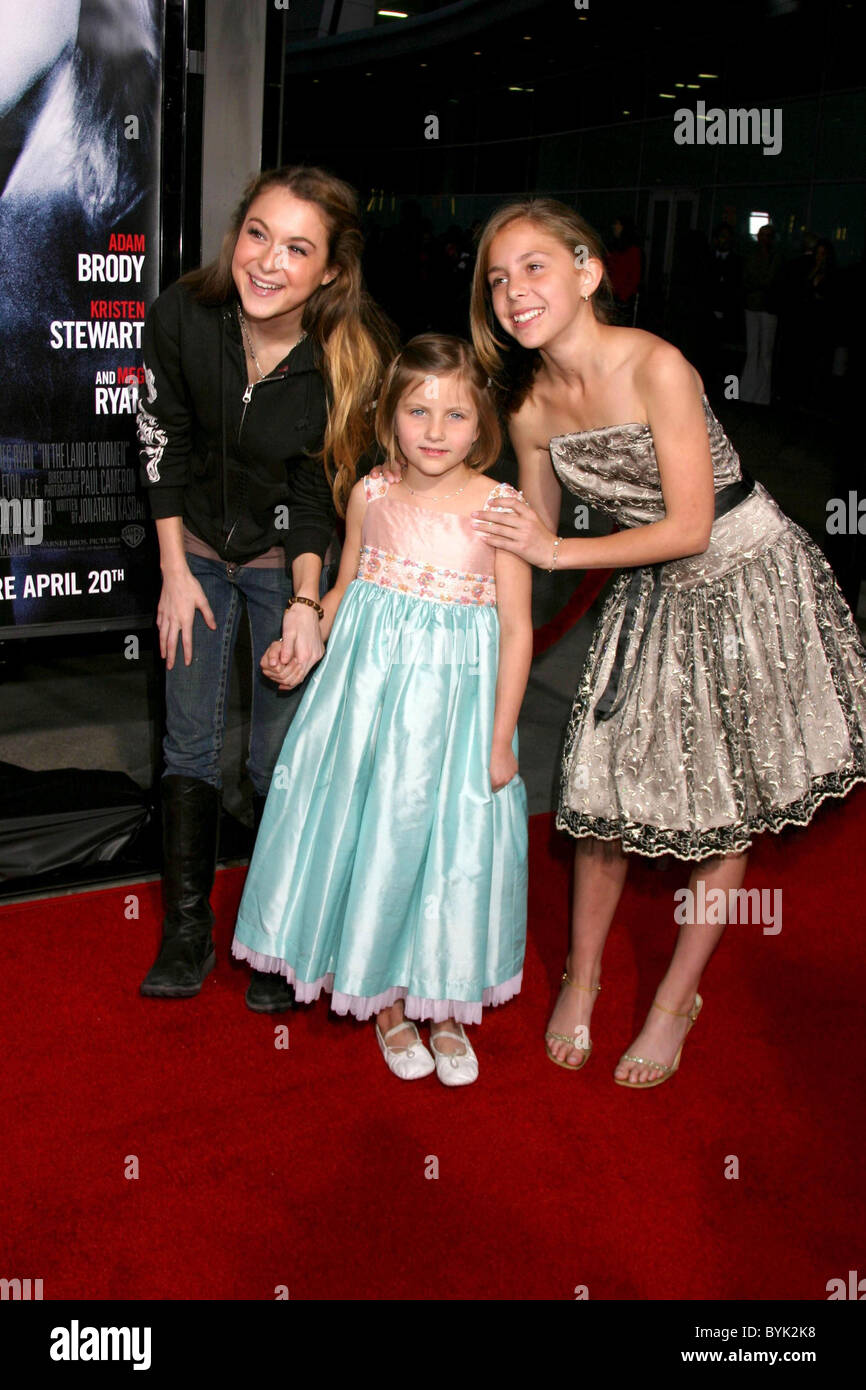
232, 335, 532, 1085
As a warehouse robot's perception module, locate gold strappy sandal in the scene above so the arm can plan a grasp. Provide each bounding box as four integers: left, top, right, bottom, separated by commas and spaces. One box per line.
544, 972, 601, 1072
614, 994, 703, 1089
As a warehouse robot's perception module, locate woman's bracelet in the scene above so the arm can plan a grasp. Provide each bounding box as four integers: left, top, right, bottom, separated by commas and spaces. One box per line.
548, 536, 563, 572
285, 595, 324, 620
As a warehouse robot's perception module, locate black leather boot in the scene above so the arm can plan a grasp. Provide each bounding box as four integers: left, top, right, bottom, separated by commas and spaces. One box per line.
140, 776, 221, 998
244, 790, 296, 1014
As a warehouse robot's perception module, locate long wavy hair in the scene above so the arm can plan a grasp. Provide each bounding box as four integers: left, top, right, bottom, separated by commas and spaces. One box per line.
182, 166, 397, 516
469, 198, 615, 416
375, 335, 501, 473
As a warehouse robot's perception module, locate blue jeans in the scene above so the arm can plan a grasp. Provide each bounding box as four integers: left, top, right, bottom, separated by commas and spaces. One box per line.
163, 553, 329, 796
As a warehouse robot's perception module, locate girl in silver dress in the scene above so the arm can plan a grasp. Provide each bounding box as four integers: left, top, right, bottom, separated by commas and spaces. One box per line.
467, 198, 866, 1089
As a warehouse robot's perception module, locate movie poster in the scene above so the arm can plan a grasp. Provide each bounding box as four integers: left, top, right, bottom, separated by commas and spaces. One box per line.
0, 0, 164, 636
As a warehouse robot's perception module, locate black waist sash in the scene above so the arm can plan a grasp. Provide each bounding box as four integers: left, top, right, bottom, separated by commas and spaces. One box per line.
593, 470, 756, 723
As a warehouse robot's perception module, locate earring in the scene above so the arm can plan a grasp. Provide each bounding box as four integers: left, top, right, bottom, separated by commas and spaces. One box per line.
582, 294, 589, 301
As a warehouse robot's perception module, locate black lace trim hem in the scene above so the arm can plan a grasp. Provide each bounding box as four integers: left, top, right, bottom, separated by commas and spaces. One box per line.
555, 766, 866, 862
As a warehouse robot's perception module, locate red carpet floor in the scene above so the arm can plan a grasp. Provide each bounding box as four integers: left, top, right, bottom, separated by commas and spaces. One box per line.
2, 791, 865, 1301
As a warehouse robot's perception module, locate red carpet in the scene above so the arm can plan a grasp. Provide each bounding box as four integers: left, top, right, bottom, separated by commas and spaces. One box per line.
2, 791, 865, 1301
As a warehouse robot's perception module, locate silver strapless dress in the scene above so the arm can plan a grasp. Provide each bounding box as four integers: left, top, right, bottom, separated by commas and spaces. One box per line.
551, 396, 866, 860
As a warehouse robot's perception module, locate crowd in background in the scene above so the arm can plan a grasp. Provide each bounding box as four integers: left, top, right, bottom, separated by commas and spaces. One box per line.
362, 202, 863, 417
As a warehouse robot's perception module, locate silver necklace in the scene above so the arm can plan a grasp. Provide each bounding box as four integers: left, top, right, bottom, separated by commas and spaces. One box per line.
400, 474, 469, 503
237, 305, 306, 381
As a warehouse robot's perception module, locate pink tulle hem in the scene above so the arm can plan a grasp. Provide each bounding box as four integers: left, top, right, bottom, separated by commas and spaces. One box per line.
231, 941, 522, 1024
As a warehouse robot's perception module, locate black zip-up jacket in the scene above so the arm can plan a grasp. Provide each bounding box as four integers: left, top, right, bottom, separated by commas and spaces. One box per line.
137, 279, 335, 572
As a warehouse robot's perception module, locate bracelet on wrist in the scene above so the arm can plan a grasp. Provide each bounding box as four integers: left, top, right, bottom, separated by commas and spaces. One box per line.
285, 595, 324, 620
548, 536, 563, 572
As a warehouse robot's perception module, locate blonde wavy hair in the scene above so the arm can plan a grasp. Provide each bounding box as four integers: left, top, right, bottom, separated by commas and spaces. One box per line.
182, 166, 397, 515
469, 198, 615, 415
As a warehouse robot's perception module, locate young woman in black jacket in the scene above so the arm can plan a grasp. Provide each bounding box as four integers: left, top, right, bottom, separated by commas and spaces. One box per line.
137, 165, 395, 1010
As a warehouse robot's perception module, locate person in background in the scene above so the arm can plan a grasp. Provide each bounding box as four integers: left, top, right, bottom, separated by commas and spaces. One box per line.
708, 223, 743, 397
740, 223, 782, 405
803, 238, 839, 403
607, 214, 643, 325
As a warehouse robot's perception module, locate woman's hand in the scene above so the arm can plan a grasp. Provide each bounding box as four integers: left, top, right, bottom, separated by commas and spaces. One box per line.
367, 459, 403, 485
157, 566, 217, 669
490, 742, 518, 793
470, 495, 558, 570
267, 601, 325, 688
260, 639, 301, 690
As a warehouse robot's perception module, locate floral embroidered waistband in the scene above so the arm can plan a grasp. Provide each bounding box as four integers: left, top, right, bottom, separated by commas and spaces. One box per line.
356, 544, 497, 606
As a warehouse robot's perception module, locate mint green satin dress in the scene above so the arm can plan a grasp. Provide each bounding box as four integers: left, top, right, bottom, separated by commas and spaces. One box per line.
231, 474, 529, 1024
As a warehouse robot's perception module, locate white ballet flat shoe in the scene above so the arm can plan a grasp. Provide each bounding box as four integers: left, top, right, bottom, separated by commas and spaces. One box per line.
429, 1024, 479, 1087
375, 1020, 435, 1081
